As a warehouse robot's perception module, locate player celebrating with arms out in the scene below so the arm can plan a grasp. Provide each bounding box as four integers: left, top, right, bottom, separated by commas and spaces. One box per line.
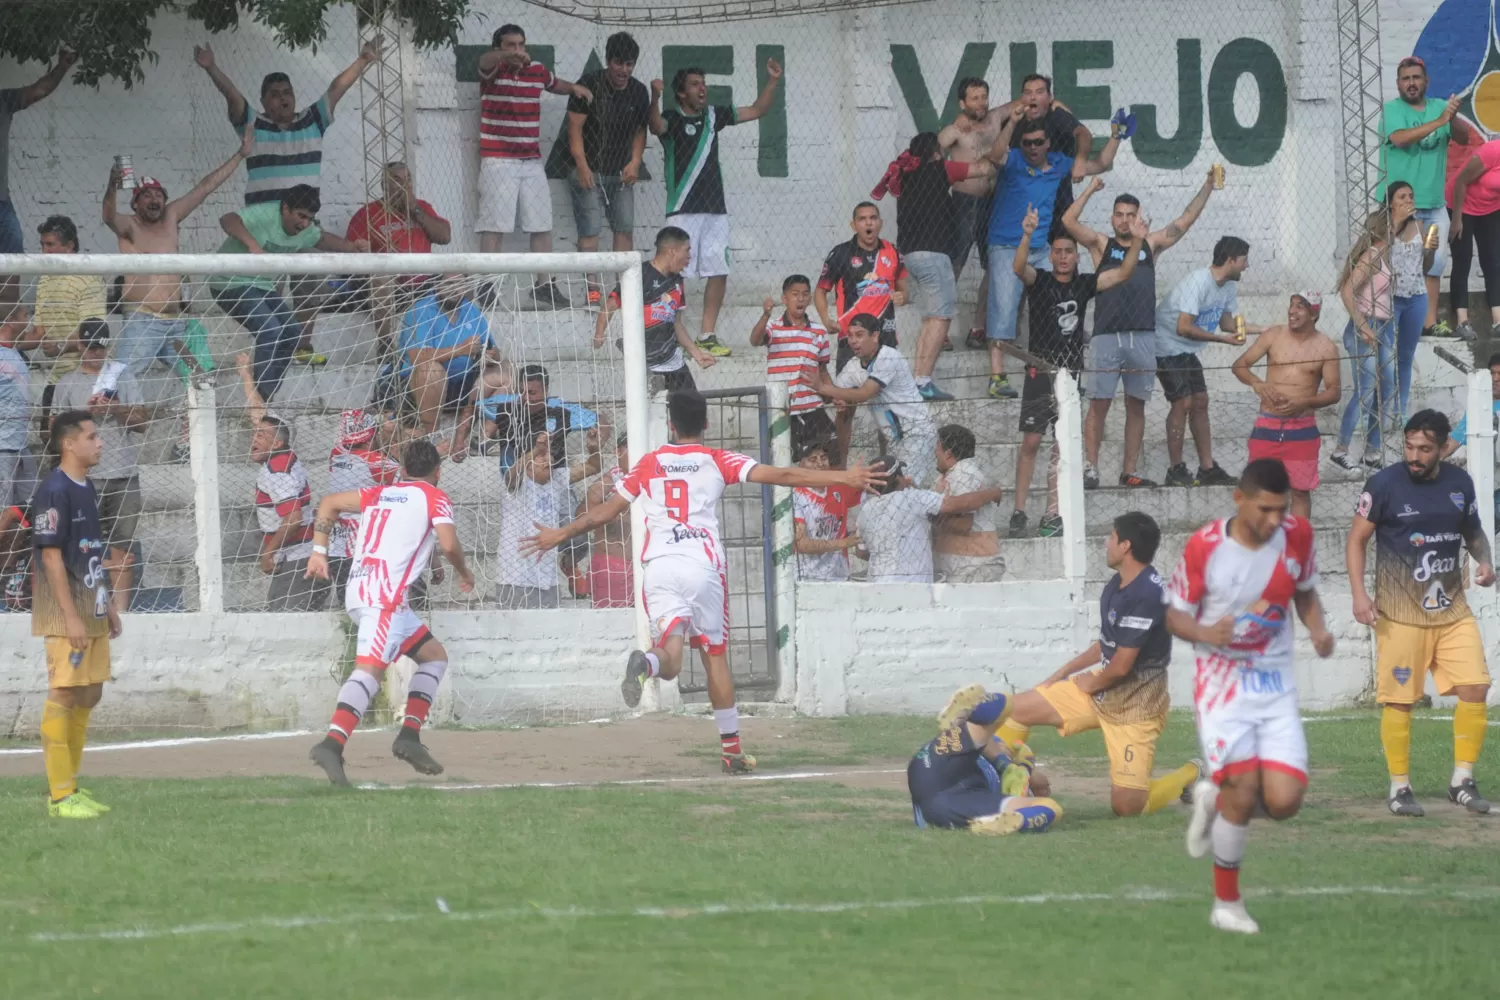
304, 440, 476, 785
1170, 459, 1336, 935
522, 389, 884, 772
995, 511, 1202, 817
1347, 409, 1495, 817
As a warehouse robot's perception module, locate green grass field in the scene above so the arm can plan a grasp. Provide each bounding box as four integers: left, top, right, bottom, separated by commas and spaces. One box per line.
4, 712, 1500, 998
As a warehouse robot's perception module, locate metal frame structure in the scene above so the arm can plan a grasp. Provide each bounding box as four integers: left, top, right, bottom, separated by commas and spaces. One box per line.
355, 0, 415, 226
1336, 0, 1385, 254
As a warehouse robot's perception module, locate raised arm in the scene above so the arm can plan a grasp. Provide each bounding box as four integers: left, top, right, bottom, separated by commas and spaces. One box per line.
235, 352, 267, 427
18, 49, 76, 109
937, 485, 1005, 515
170, 129, 254, 222
1068, 122, 1094, 183
984, 105, 1023, 163
735, 57, 782, 124
1013, 207, 1041, 286
567, 427, 606, 485
193, 44, 248, 127
325, 37, 382, 113
1061, 177, 1109, 259
103, 161, 127, 237
1150, 167, 1216, 256
549, 74, 592, 102
748, 462, 883, 492
648, 79, 667, 136
749, 297, 775, 346
1389, 95, 1462, 148
520, 492, 632, 557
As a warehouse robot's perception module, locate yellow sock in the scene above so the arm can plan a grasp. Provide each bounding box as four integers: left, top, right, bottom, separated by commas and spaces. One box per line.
996, 720, 1031, 754
41, 701, 75, 802
1144, 761, 1200, 815
67, 705, 92, 782
1454, 700, 1488, 769
1381, 706, 1413, 778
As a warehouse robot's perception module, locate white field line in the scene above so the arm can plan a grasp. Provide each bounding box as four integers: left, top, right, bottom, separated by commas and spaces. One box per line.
356, 767, 907, 792
0, 713, 1489, 758
26, 884, 1500, 944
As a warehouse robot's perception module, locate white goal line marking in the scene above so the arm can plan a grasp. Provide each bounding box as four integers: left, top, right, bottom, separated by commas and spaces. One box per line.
0, 713, 1488, 759
26, 884, 1500, 944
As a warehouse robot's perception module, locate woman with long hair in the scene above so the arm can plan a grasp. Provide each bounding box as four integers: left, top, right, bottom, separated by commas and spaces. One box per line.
1447, 136, 1500, 341
1386, 181, 1435, 416
1330, 208, 1397, 470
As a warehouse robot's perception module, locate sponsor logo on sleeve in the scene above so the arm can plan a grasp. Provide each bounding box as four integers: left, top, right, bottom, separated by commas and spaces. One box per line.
1356, 491, 1372, 518
38, 508, 58, 534
1119, 615, 1155, 630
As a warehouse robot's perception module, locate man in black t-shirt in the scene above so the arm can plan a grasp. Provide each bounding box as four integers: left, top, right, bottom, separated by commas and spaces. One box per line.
596, 226, 713, 392
1006, 206, 1144, 536
649, 60, 782, 358
490, 363, 574, 470
815, 202, 909, 371
557, 32, 649, 305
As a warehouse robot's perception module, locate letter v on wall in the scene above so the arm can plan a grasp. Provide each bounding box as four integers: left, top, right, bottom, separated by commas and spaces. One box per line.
890, 43, 997, 133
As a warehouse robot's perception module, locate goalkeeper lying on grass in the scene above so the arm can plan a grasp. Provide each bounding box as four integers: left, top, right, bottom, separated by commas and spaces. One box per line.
908, 684, 1061, 835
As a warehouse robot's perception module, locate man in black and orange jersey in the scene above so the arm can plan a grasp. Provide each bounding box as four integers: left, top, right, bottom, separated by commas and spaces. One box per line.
815, 202, 909, 372
1348, 409, 1496, 817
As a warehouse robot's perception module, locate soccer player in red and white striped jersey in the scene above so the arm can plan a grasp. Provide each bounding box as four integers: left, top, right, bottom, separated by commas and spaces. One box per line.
751, 274, 836, 453
522, 390, 883, 772
303, 440, 475, 786
475, 23, 593, 307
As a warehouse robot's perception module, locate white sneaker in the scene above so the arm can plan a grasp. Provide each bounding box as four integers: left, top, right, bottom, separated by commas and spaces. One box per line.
1209, 899, 1260, 935
1185, 778, 1217, 859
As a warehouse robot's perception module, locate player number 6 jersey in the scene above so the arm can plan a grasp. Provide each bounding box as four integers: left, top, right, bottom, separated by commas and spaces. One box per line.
616, 444, 758, 569
346, 480, 454, 611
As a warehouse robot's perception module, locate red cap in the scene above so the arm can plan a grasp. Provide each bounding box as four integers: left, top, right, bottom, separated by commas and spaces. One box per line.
131, 176, 166, 206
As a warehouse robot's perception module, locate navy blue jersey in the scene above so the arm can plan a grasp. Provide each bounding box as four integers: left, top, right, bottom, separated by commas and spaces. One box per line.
1357, 463, 1481, 626
1094, 565, 1172, 723
908, 723, 995, 798
30, 467, 109, 636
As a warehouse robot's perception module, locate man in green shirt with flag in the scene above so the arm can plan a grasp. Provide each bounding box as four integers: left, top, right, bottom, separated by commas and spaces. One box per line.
1381, 55, 1472, 338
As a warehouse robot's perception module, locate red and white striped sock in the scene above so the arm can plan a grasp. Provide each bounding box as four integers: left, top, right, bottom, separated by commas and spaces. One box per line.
328, 669, 381, 745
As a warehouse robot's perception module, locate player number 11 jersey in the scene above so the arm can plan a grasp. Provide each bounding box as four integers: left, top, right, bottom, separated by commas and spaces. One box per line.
346, 480, 454, 611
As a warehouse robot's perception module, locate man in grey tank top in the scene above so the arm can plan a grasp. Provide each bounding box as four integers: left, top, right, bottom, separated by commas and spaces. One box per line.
1062, 170, 1217, 487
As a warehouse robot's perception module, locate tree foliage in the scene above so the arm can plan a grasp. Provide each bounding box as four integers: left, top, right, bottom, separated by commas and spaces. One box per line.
0, 0, 478, 87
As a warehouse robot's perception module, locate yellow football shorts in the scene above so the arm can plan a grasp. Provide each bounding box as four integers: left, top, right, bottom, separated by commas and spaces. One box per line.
44, 636, 112, 688
1037, 677, 1165, 791
1375, 616, 1490, 705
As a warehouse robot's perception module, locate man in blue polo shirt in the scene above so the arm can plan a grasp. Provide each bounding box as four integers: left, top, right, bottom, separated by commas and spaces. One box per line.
397, 277, 496, 461
985, 117, 1111, 400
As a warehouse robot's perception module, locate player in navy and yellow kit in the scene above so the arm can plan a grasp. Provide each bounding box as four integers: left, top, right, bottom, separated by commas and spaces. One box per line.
995, 512, 1201, 816
908, 685, 1062, 835
31, 410, 120, 819
1347, 409, 1495, 816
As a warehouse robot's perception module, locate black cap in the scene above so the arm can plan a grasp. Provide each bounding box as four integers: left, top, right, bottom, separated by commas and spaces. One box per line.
871, 454, 904, 494
77, 318, 111, 349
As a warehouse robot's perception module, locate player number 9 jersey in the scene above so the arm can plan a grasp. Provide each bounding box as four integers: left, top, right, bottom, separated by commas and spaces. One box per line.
616, 444, 758, 568
346, 480, 454, 611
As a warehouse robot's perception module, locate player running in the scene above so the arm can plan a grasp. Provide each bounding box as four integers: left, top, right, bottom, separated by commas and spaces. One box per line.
995, 511, 1202, 817
1346, 409, 1495, 816
1168, 459, 1336, 934
521, 388, 883, 772
909, 684, 1062, 835
304, 440, 475, 785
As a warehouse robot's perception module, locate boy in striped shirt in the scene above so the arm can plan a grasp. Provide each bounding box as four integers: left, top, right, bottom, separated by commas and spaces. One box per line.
476, 24, 593, 309
750, 274, 835, 453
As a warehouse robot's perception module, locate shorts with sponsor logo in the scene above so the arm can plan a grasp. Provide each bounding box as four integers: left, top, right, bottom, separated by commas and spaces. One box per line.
350, 604, 433, 668
641, 555, 728, 655
1375, 614, 1490, 704
1038, 676, 1167, 791
45, 635, 111, 688
1194, 669, 1306, 785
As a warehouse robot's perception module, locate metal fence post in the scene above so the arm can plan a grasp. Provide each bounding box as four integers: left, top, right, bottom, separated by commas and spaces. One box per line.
767, 382, 798, 704
187, 375, 223, 614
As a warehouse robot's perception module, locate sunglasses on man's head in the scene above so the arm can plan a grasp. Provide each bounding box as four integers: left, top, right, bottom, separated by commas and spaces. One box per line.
1021, 137, 1047, 148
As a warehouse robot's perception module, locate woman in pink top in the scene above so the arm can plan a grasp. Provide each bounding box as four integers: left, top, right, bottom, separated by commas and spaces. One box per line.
1332, 208, 1398, 470
1447, 138, 1500, 341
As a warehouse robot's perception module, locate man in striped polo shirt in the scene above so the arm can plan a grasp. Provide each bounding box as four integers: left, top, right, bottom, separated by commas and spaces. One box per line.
750, 273, 834, 453
477, 24, 593, 309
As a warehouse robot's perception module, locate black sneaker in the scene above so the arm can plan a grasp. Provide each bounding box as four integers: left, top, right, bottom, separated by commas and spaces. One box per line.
1362, 453, 1383, 470
391, 728, 444, 775
1118, 472, 1157, 488
1329, 451, 1358, 472
1008, 509, 1029, 538
309, 737, 349, 786
965, 327, 987, 350
1164, 463, 1195, 487
1388, 786, 1425, 816
1449, 777, 1492, 814
1037, 514, 1064, 537
621, 649, 650, 709
1083, 465, 1100, 490
1197, 463, 1235, 486
531, 280, 571, 310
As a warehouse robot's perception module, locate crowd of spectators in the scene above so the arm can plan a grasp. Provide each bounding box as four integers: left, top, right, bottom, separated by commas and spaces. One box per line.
0, 39, 1491, 606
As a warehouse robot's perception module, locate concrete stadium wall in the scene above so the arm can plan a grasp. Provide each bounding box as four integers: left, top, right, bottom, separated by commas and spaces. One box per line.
0, 0, 1453, 304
